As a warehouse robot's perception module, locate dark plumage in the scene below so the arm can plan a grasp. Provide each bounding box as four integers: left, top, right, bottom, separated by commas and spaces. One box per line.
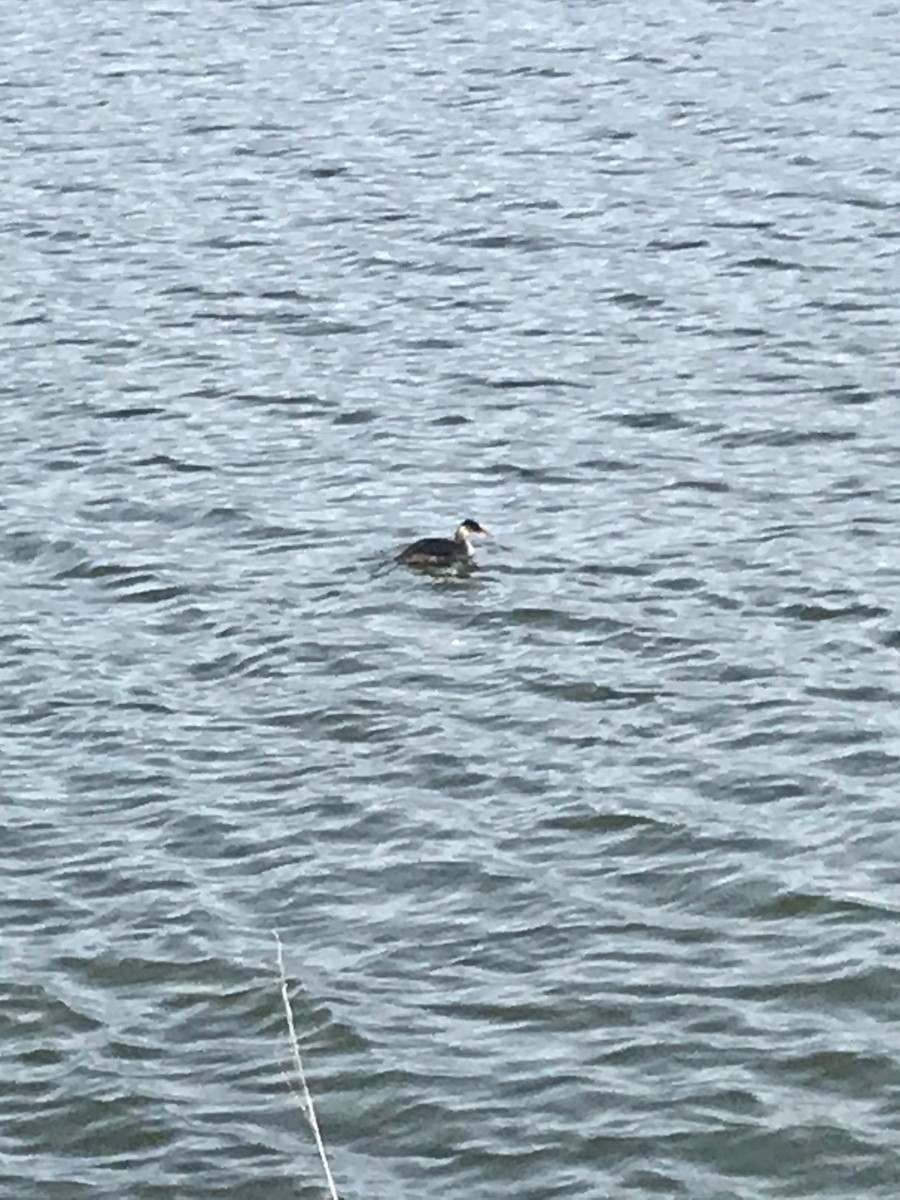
395, 518, 489, 569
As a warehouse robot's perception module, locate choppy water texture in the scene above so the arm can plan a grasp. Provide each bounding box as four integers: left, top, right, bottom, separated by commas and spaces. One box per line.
3, 0, 900, 1196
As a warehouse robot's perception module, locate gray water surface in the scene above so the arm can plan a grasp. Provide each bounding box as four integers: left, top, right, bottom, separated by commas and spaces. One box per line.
3, 1, 900, 1197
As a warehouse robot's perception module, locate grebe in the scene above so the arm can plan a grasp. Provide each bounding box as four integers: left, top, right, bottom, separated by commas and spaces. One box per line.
395, 518, 489, 569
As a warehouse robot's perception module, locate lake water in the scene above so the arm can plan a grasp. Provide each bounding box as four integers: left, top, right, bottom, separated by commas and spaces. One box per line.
2, 1, 899, 1197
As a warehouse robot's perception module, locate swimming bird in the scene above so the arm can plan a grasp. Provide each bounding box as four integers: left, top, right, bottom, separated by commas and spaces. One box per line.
395, 518, 489, 570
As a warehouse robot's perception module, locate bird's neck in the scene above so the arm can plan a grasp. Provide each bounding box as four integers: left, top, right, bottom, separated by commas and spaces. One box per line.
454, 527, 473, 555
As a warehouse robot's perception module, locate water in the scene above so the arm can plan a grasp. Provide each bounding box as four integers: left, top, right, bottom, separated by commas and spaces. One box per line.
2, 0, 900, 1196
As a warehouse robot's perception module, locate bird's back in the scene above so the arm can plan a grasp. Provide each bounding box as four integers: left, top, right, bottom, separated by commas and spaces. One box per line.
396, 536, 458, 565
